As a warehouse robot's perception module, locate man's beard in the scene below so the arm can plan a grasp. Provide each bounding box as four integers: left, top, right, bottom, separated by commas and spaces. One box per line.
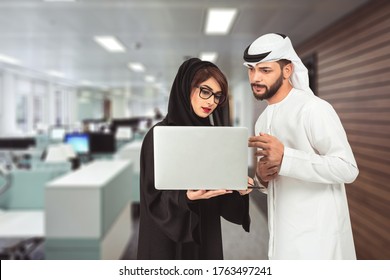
251, 74, 283, 101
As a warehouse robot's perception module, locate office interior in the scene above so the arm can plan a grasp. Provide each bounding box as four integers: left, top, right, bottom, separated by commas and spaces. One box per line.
0, 0, 388, 260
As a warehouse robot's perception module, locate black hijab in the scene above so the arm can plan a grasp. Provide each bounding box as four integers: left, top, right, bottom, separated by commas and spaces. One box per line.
161, 58, 231, 127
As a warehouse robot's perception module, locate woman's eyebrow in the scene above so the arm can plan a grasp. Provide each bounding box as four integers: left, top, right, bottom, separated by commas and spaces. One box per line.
200, 84, 222, 94
200, 84, 212, 90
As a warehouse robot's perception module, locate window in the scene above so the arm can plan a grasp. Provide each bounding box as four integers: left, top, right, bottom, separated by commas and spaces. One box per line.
32, 81, 46, 130
55, 89, 63, 125
16, 95, 28, 133
16, 78, 31, 133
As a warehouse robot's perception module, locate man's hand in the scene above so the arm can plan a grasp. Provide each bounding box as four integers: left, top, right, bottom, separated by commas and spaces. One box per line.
248, 132, 284, 181
256, 159, 279, 182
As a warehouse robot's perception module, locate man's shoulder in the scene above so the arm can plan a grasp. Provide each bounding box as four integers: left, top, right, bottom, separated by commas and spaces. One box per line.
291, 88, 328, 105
291, 89, 338, 119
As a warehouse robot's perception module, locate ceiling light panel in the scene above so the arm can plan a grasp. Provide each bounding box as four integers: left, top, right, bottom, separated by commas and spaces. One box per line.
47, 70, 65, 78
0, 54, 21, 65
94, 36, 126, 53
145, 75, 155, 83
199, 52, 218, 63
205, 8, 238, 35
128, 62, 145, 72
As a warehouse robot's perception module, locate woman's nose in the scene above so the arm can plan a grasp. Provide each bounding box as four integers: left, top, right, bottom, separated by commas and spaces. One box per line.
207, 96, 215, 105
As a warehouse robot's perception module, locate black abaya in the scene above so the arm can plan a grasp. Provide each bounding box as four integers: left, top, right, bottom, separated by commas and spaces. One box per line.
137, 58, 250, 260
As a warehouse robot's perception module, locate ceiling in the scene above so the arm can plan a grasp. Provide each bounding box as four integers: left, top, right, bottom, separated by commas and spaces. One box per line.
0, 0, 369, 95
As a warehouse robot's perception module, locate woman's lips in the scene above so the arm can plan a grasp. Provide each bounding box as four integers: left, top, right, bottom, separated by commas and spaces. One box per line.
202, 107, 211, 113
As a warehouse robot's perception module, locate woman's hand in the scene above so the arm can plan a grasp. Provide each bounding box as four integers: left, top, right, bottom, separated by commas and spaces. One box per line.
187, 189, 232, 200
238, 177, 254, 196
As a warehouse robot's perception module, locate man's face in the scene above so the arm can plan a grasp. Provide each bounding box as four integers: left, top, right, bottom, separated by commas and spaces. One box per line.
247, 61, 284, 101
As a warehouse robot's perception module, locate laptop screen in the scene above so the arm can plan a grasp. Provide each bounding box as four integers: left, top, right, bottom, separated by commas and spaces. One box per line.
153, 126, 248, 190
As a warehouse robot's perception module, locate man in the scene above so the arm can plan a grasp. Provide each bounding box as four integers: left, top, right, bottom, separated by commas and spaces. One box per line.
244, 33, 359, 259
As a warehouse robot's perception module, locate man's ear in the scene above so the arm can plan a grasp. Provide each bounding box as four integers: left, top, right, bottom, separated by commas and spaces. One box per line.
283, 63, 293, 80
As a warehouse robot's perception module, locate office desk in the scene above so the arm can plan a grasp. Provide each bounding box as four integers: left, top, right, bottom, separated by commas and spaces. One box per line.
0, 164, 71, 210
0, 210, 44, 238
114, 140, 142, 202
45, 160, 133, 260
0, 164, 70, 259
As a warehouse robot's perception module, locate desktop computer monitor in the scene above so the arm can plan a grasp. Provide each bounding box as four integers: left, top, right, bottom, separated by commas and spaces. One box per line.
0, 137, 36, 150
115, 126, 133, 140
89, 133, 115, 154
50, 127, 66, 141
64, 133, 90, 154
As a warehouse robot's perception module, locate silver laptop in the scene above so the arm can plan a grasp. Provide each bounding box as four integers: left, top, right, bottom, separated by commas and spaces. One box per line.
154, 126, 248, 190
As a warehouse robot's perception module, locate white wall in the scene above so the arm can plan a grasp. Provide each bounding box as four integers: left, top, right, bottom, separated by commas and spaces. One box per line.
78, 99, 103, 120
231, 80, 268, 170
110, 88, 128, 119
231, 81, 254, 169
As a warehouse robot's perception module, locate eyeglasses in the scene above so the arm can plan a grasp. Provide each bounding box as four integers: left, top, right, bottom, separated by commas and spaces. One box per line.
196, 86, 226, 105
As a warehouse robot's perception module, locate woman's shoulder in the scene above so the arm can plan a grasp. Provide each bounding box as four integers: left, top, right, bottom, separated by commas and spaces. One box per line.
142, 121, 166, 146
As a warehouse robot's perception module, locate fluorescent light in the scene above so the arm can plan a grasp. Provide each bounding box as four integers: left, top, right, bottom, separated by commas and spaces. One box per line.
80, 80, 92, 86
200, 52, 218, 63
94, 36, 126, 53
128, 62, 145, 72
145, 75, 155, 83
205, 8, 238, 35
0, 54, 21, 65
47, 70, 65, 78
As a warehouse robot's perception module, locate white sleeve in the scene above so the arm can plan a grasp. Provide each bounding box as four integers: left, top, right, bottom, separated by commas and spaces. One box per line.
254, 174, 268, 194
279, 100, 359, 184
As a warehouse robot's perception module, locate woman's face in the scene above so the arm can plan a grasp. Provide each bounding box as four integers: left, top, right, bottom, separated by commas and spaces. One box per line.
190, 77, 221, 118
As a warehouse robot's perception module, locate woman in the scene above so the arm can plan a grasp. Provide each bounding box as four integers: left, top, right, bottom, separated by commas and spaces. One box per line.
137, 58, 251, 260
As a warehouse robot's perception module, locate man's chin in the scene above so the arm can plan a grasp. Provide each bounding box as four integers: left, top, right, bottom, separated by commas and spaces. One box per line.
253, 92, 266, 101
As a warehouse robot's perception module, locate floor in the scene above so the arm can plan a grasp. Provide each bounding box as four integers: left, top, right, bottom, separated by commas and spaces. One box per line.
122, 190, 269, 260
0, 191, 269, 260
222, 191, 269, 260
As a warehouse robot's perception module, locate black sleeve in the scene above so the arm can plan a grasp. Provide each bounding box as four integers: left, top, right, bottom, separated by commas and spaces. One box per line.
218, 192, 250, 232
139, 126, 201, 243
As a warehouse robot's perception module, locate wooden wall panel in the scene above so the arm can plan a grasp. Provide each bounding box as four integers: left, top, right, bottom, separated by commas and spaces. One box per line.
296, 0, 390, 259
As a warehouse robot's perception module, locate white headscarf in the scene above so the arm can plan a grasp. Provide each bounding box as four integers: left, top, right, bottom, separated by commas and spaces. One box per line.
243, 33, 314, 95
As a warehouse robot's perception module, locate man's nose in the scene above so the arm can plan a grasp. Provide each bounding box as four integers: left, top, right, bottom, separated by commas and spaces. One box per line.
252, 70, 263, 82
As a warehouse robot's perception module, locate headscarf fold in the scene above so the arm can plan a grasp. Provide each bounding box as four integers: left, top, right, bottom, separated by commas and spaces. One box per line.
163, 58, 231, 126
243, 33, 314, 95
